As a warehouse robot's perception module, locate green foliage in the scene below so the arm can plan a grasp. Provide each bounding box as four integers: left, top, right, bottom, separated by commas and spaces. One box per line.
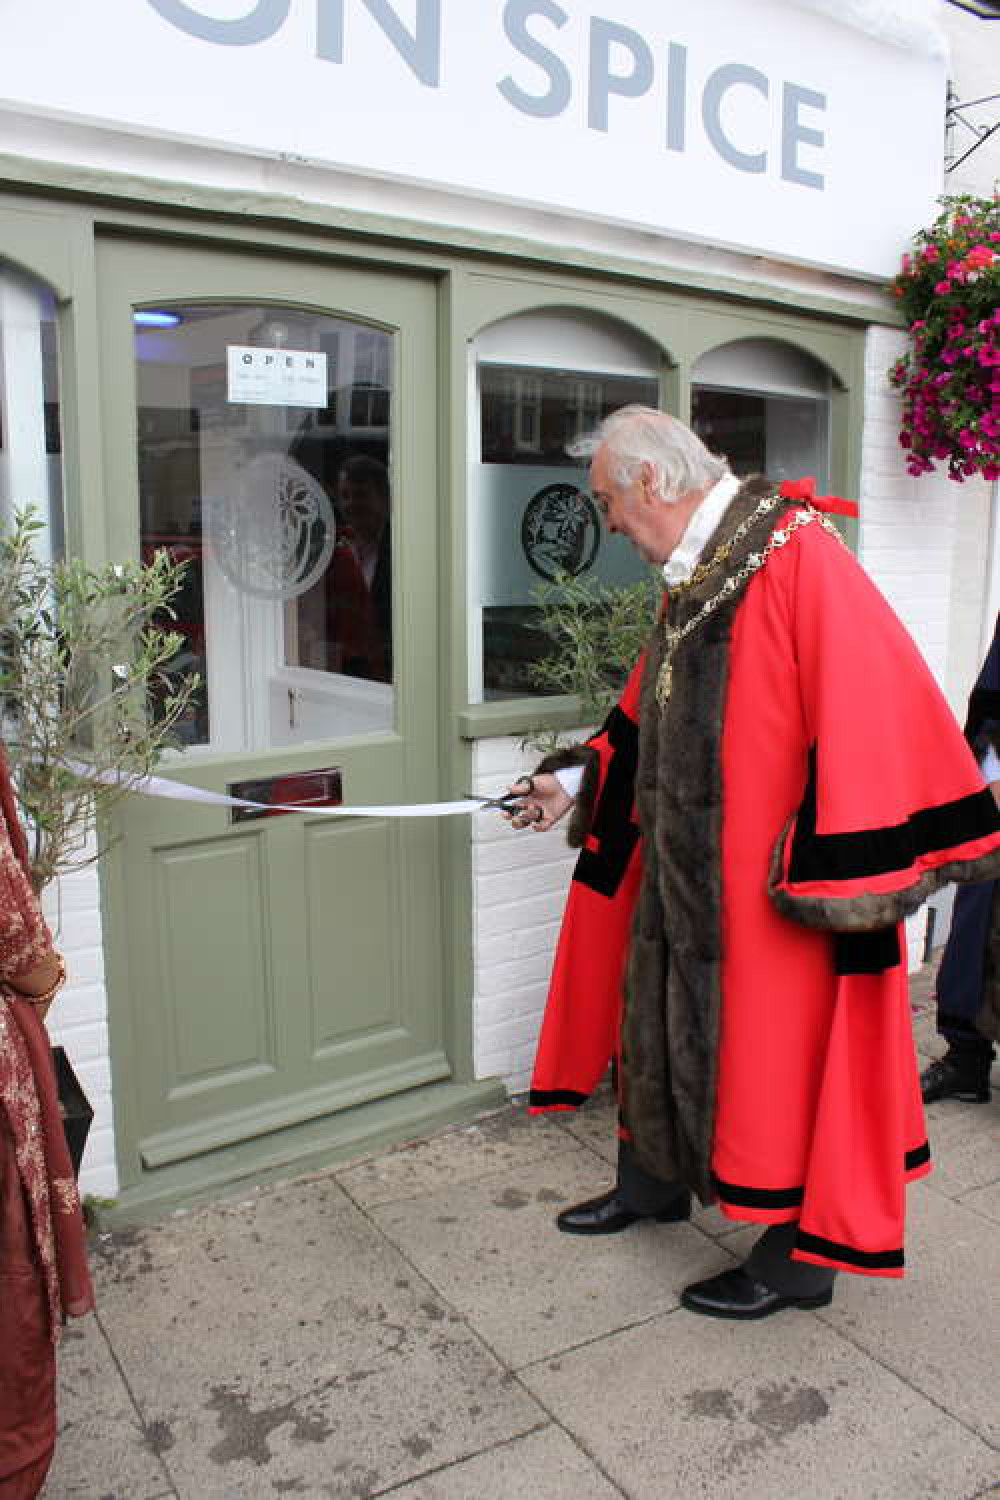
527, 568, 661, 725
0, 507, 201, 890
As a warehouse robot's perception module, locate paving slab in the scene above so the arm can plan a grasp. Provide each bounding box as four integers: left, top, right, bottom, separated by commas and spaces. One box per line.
336, 1107, 574, 1210
921, 1099, 1000, 1198
522, 1304, 999, 1500
43, 1315, 174, 1500
539, 1094, 749, 1241
555, 1092, 619, 1167
818, 1181, 1000, 1447
89, 1177, 542, 1498
155, 1339, 540, 1500
368, 1145, 733, 1369
382, 1425, 624, 1499
957, 1179, 1000, 1223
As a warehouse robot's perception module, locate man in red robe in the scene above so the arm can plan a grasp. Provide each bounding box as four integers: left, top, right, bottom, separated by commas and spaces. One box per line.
509, 406, 1000, 1319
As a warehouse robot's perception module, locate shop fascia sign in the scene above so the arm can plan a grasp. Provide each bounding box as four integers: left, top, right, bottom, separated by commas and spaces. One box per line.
1, 0, 945, 278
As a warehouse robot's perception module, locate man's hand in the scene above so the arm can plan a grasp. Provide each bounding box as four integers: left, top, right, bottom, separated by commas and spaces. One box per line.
505, 774, 573, 833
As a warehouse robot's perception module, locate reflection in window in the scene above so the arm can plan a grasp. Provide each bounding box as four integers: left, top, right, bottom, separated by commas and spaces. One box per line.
0, 264, 64, 558
476, 364, 658, 700
350, 331, 390, 428
134, 306, 393, 752
691, 388, 829, 486
691, 340, 831, 489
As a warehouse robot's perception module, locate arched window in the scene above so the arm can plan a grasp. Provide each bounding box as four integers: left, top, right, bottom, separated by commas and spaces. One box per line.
692, 337, 832, 488
0, 262, 64, 557
469, 309, 663, 702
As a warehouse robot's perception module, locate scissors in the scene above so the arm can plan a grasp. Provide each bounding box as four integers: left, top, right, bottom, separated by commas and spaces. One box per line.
468, 779, 542, 819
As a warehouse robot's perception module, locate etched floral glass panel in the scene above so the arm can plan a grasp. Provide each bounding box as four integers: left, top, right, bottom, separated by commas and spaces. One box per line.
134, 305, 393, 751
477, 363, 658, 701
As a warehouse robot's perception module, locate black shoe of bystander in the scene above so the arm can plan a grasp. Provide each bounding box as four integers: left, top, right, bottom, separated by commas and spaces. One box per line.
920, 1052, 991, 1104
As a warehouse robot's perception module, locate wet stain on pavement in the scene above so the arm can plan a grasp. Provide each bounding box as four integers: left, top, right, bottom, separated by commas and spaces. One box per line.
206, 1385, 334, 1466
686, 1388, 740, 1421
752, 1381, 830, 1435
685, 1379, 830, 1453
143, 1418, 176, 1454
492, 1188, 530, 1210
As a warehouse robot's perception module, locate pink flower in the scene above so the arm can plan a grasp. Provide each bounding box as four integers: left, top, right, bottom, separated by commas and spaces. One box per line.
934, 279, 952, 294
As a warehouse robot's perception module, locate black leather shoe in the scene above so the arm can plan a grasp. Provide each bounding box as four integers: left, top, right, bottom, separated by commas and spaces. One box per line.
920, 1054, 991, 1104
556, 1187, 691, 1236
680, 1267, 833, 1320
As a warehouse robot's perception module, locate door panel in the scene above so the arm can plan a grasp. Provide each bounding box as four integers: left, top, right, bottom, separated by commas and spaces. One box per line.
156, 836, 275, 1092
304, 819, 399, 1048
96, 237, 447, 1182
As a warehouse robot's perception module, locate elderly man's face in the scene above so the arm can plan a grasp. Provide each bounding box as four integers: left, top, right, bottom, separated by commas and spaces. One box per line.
589, 443, 692, 566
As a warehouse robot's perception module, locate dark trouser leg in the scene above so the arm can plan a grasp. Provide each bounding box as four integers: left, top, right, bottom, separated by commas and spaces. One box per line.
938, 1013, 996, 1063
616, 1139, 687, 1216
744, 1222, 837, 1297
935, 881, 995, 1056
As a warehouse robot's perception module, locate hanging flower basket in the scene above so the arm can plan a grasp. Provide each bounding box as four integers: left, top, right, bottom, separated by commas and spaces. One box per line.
888, 194, 1000, 483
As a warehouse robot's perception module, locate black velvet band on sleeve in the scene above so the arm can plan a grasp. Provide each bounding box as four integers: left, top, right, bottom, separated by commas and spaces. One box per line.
833, 926, 901, 975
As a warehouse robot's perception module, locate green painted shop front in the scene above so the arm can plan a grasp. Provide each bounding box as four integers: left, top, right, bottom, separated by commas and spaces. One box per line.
94, 235, 488, 1210
0, 178, 873, 1214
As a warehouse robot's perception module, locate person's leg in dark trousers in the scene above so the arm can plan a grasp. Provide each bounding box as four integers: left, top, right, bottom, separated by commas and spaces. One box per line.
744, 1223, 838, 1297
556, 1138, 690, 1234
922, 881, 996, 1103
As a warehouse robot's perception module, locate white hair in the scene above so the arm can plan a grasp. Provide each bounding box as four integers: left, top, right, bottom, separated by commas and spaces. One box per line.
569, 405, 728, 505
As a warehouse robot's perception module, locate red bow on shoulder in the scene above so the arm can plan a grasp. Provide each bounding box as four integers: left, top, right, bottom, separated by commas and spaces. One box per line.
779, 477, 859, 518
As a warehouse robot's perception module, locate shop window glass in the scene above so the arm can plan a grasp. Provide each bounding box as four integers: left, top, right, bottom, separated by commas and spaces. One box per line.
691, 339, 831, 488
135, 305, 393, 752
0, 264, 64, 558
473, 359, 659, 702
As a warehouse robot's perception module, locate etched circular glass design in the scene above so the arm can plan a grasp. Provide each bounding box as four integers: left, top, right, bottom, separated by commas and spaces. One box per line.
520, 482, 600, 581
207, 453, 336, 600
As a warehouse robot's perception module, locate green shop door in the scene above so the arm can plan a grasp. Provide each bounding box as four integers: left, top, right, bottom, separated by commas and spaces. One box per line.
96, 237, 456, 1201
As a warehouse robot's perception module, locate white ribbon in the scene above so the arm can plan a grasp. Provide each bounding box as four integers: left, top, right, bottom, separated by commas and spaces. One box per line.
65, 762, 496, 820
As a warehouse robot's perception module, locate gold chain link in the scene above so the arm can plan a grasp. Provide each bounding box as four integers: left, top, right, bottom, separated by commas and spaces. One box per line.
656, 503, 847, 709
669, 490, 784, 597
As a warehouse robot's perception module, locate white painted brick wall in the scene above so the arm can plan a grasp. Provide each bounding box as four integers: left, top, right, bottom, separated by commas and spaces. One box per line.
40, 835, 117, 1199
470, 735, 580, 1092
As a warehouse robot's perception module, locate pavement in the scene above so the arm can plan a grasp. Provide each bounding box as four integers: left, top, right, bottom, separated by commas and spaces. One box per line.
43, 965, 1000, 1500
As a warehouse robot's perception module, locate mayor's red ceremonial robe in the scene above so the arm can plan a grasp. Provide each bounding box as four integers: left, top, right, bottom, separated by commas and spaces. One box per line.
530, 495, 1000, 1277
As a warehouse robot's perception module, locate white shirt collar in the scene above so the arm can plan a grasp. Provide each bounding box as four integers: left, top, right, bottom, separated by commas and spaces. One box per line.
661, 472, 741, 587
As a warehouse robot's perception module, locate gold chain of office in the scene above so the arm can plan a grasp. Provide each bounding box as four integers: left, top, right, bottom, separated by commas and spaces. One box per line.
656, 496, 848, 709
